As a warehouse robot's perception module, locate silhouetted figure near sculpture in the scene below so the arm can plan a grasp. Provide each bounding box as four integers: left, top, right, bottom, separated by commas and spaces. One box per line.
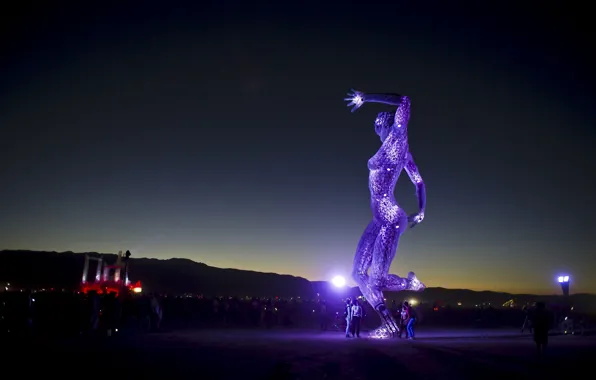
351, 299, 363, 338
344, 298, 353, 338
404, 301, 417, 339
531, 302, 550, 356
345, 90, 426, 339
319, 301, 328, 331
521, 303, 533, 333
398, 303, 409, 339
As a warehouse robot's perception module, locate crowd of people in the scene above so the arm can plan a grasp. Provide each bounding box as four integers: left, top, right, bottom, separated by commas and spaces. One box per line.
1, 289, 589, 343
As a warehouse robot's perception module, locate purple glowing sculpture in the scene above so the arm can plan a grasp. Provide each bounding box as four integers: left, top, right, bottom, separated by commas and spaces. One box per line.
345, 90, 427, 339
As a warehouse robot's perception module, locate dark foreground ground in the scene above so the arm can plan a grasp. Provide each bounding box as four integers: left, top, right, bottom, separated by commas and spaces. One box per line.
7, 328, 596, 379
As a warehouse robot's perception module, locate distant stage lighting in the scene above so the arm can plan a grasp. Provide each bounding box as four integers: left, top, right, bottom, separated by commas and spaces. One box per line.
331, 275, 346, 288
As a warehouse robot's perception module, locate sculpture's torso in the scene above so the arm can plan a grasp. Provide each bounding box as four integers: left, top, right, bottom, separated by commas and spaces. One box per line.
367, 113, 409, 224
368, 128, 409, 198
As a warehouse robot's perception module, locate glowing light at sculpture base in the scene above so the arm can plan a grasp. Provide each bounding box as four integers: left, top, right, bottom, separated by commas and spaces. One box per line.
332, 275, 346, 288
370, 326, 393, 340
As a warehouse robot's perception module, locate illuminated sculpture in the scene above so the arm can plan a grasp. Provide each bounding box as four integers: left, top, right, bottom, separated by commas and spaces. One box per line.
345, 90, 426, 339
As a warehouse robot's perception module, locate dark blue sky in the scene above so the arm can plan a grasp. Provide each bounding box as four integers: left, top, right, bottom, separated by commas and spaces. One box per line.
1, 1, 594, 294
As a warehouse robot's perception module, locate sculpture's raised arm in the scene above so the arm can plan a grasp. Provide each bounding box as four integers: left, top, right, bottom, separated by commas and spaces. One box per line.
345, 89, 408, 112
405, 152, 426, 227
362, 93, 404, 106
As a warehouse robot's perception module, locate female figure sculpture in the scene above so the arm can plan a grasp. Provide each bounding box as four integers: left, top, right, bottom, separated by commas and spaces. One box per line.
345, 90, 426, 339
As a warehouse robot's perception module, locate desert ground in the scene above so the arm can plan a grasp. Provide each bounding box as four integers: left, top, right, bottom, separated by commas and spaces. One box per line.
8, 328, 595, 379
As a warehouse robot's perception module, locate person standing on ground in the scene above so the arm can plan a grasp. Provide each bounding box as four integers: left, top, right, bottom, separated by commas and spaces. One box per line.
344, 298, 353, 338
531, 302, 551, 356
398, 303, 408, 338
351, 299, 363, 338
404, 301, 417, 340
319, 301, 328, 331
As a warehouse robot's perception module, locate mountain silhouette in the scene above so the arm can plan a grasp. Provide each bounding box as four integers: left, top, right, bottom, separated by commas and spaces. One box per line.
0, 250, 314, 297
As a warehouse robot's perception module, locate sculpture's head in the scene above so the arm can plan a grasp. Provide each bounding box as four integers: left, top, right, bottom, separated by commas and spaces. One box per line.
374, 111, 396, 142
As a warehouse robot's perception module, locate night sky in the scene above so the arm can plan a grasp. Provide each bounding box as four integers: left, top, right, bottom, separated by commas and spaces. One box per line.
2, 1, 595, 294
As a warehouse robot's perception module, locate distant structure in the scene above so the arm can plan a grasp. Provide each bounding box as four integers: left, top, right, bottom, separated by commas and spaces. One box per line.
502, 299, 517, 308
81, 250, 141, 295
558, 275, 570, 297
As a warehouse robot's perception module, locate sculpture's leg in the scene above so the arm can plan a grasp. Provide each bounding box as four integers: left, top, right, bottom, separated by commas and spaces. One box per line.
385, 272, 426, 292
351, 220, 379, 293
366, 224, 402, 338
352, 221, 401, 339
351, 219, 424, 339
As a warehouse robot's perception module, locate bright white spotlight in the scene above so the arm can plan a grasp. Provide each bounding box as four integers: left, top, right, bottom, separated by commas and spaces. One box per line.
557, 275, 570, 283
331, 275, 346, 287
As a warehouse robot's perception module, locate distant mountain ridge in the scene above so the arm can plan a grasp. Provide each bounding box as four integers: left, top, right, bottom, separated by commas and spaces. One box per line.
0, 250, 314, 297
1, 250, 595, 313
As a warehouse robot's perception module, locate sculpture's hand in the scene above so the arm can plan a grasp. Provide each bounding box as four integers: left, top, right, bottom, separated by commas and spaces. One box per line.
344, 89, 365, 113
408, 212, 424, 228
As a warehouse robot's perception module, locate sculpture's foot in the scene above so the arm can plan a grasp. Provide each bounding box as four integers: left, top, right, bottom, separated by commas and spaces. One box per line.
369, 324, 397, 339
406, 272, 425, 292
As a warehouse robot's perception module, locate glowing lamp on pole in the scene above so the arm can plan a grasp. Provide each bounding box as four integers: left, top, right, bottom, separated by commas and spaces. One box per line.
557, 275, 570, 296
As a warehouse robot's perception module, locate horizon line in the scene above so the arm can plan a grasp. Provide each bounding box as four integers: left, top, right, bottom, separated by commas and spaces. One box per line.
1, 248, 594, 296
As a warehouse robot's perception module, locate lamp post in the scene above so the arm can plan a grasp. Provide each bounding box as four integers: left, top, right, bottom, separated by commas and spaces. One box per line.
557, 275, 570, 297
124, 250, 132, 286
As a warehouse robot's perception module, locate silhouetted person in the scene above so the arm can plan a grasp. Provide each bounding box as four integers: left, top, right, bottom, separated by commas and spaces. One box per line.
24, 289, 34, 336
530, 302, 550, 356
521, 303, 533, 333
89, 291, 100, 333
150, 294, 162, 331
250, 298, 260, 327
222, 298, 230, 326
264, 299, 274, 329
404, 301, 417, 339
319, 301, 328, 331
344, 298, 353, 338
398, 303, 408, 338
103, 293, 118, 336
351, 299, 362, 337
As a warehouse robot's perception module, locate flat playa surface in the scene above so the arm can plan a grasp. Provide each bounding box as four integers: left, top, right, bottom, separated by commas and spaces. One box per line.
11, 328, 596, 379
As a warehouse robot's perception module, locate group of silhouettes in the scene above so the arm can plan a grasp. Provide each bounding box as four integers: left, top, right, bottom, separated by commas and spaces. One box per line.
343, 298, 417, 339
